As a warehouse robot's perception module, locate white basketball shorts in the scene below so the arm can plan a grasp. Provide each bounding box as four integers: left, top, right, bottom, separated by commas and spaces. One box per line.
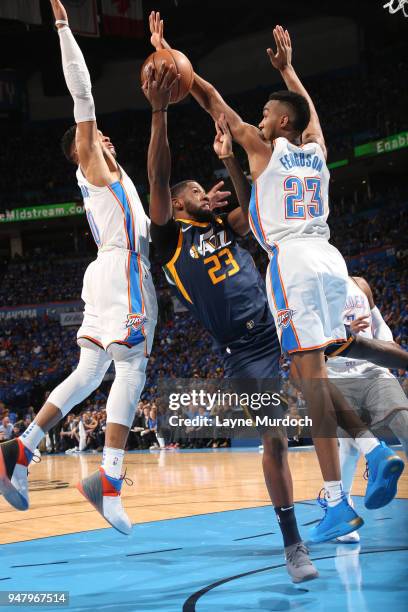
265, 237, 348, 354
77, 248, 157, 356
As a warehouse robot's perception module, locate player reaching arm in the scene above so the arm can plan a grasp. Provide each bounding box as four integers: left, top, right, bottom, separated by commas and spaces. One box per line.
267, 25, 327, 159
212, 114, 251, 235
144, 62, 250, 236
148, 11, 270, 179
50, 0, 118, 186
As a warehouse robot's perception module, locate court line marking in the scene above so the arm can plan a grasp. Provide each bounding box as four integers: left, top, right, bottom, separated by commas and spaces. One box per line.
11, 561, 69, 569
182, 546, 408, 612
126, 547, 183, 557
234, 532, 275, 541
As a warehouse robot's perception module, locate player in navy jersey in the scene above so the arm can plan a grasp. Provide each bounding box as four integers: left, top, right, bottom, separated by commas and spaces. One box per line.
142, 61, 318, 583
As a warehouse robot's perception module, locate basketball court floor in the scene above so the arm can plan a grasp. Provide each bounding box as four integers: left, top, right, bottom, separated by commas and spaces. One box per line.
1, 447, 407, 611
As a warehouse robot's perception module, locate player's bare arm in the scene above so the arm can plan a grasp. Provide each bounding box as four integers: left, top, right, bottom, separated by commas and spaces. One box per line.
143, 62, 179, 225
268, 25, 327, 159
149, 10, 270, 176
213, 114, 251, 236
50, 0, 117, 186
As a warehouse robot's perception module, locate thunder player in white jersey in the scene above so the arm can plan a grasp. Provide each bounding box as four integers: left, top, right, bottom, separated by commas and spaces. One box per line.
327, 276, 408, 542
150, 14, 404, 545
0, 0, 157, 534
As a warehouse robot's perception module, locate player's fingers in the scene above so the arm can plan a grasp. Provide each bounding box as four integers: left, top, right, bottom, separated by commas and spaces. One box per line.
214, 191, 231, 200
209, 181, 225, 193
285, 29, 291, 48
165, 70, 180, 91
160, 19, 164, 38
215, 121, 223, 138
272, 28, 279, 52
157, 61, 168, 86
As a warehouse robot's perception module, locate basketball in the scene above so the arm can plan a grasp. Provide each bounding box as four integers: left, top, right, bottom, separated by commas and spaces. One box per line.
141, 49, 194, 104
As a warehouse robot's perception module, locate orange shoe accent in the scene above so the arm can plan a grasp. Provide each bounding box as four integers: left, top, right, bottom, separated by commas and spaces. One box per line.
99, 467, 121, 497
17, 439, 32, 467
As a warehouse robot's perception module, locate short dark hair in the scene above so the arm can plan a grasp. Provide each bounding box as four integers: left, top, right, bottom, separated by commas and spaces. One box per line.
170, 180, 195, 199
61, 125, 77, 163
268, 90, 311, 134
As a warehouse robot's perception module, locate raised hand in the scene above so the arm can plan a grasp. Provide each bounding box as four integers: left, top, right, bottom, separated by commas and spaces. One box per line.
49, 0, 68, 27
267, 25, 292, 72
213, 113, 233, 159
206, 181, 231, 211
142, 61, 179, 110
149, 11, 164, 50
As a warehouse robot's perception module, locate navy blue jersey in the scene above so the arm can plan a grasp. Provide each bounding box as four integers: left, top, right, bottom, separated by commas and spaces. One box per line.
151, 214, 269, 345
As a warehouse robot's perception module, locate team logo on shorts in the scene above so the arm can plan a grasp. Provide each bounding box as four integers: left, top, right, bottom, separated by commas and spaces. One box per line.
277, 309, 295, 329
126, 313, 147, 331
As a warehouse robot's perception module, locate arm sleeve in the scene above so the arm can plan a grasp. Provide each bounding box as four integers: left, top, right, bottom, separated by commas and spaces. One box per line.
371, 306, 393, 342
57, 26, 96, 123
150, 219, 180, 264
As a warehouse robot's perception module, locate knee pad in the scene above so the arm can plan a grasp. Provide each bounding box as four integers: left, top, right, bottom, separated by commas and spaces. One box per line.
47, 347, 111, 417
106, 352, 148, 428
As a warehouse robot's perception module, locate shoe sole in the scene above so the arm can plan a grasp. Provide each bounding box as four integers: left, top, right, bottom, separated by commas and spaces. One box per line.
76, 478, 131, 536
364, 456, 405, 510
292, 570, 319, 584
309, 516, 364, 544
0, 446, 28, 511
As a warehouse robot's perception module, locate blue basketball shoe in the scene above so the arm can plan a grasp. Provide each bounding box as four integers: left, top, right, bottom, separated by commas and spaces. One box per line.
309, 490, 364, 544
364, 441, 405, 510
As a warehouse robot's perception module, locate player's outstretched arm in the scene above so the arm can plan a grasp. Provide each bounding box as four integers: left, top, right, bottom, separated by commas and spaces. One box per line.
213, 114, 251, 236
50, 0, 112, 185
267, 25, 327, 159
148, 11, 265, 158
143, 62, 179, 225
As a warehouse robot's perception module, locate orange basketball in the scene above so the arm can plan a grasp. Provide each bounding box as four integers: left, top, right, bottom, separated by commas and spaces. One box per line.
141, 49, 194, 104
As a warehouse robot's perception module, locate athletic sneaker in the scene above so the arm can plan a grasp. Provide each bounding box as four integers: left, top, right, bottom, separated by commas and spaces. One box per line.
77, 467, 132, 535
364, 441, 405, 509
285, 542, 319, 583
0, 438, 32, 511
336, 495, 360, 543
309, 491, 364, 544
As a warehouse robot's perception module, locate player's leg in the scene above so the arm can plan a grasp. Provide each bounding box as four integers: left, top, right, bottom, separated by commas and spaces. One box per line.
389, 410, 408, 458
336, 434, 361, 543
76, 254, 157, 534
77, 341, 150, 534
223, 314, 318, 582
0, 344, 112, 510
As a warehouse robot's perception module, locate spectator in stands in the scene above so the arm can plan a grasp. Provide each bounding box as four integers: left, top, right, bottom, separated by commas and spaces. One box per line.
0, 416, 13, 440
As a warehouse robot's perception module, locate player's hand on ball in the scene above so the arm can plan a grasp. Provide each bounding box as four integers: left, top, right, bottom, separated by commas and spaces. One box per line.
213, 114, 233, 158
50, 0, 68, 26
350, 315, 371, 334
206, 181, 231, 211
267, 25, 292, 71
149, 11, 164, 50
142, 62, 180, 110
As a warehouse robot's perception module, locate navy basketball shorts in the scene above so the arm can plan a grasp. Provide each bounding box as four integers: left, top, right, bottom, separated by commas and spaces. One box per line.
221, 306, 287, 432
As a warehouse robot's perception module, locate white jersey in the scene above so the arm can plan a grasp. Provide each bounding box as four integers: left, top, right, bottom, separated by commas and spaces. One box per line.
328, 277, 378, 374
77, 164, 151, 266
249, 137, 330, 250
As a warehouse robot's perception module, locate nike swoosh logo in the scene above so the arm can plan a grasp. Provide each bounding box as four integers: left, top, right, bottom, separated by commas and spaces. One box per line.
280, 506, 294, 511
182, 225, 192, 232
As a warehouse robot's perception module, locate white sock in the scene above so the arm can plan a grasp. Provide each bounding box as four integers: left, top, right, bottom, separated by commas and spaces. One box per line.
354, 431, 380, 456
325, 480, 343, 507
101, 447, 124, 480
20, 422, 45, 453
339, 437, 360, 496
